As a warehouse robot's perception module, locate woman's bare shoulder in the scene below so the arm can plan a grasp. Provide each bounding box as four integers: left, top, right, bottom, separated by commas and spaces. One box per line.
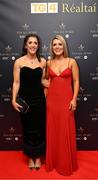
14, 56, 25, 67
69, 57, 75, 61
40, 57, 46, 63
69, 57, 77, 65
46, 59, 53, 67
40, 57, 46, 67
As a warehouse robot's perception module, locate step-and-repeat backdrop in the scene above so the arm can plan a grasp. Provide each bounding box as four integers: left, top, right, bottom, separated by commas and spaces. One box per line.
0, 0, 98, 150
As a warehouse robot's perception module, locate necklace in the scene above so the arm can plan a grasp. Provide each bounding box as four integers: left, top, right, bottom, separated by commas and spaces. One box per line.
29, 58, 36, 64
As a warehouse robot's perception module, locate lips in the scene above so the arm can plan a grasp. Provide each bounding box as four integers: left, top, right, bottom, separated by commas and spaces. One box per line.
30, 48, 37, 51
55, 50, 62, 53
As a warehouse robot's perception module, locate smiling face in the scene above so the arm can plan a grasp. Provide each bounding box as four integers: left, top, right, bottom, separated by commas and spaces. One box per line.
25, 36, 38, 55
52, 39, 64, 57
50, 35, 68, 59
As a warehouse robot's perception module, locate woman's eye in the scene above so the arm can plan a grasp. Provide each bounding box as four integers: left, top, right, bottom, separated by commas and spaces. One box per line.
53, 43, 56, 46
53, 43, 62, 46
28, 41, 32, 44
34, 42, 38, 45
28, 41, 38, 45
58, 43, 62, 46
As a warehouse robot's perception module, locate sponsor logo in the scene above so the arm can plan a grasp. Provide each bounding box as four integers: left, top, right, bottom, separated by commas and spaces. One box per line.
31, 3, 58, 13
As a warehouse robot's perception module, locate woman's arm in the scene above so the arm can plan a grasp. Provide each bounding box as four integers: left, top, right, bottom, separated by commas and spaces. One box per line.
69, 59, 79, 111
41, 59, 51, 97
12, 60, 22, 111
41, 59, 50, 88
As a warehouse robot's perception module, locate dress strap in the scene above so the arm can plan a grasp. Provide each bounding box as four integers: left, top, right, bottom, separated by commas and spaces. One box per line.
47, 59, 52, 68
68, 58, 70, 68
46, 59, 51, 78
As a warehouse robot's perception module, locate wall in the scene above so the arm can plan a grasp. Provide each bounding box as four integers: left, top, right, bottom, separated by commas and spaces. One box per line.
0, 0, 98, 150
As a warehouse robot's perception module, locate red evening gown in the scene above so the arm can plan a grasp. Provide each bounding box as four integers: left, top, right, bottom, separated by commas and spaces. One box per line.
46, 67, 78, 176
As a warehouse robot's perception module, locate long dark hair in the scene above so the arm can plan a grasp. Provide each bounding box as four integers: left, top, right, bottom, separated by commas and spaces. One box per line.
22, 33, 41, 62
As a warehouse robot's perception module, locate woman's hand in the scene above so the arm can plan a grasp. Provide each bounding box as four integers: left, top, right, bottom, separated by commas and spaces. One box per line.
12, 100, 22, 112
69, 98, 77, 111
41, 79, 50, 88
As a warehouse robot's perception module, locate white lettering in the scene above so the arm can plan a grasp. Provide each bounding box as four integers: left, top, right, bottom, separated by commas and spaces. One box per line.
62, 2, 96, 13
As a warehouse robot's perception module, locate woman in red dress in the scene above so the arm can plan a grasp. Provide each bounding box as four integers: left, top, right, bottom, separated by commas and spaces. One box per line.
46, 35, 79, 176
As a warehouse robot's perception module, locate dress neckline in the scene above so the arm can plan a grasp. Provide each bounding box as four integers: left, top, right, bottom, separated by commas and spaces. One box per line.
49, 67, 71, 76
21, 66, 42, 71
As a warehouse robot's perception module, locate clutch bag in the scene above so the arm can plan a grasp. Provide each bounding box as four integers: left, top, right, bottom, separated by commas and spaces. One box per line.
16, 97, 29, 114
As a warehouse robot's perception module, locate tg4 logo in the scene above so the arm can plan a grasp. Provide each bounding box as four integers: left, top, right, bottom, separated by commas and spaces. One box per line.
31, 2, 58, 13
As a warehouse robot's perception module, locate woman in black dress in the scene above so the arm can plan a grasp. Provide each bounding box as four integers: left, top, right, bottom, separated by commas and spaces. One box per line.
12, 34, 46, 170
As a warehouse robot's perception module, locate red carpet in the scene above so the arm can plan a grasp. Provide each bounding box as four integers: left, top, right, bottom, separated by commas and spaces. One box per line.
0, 151, 98, 179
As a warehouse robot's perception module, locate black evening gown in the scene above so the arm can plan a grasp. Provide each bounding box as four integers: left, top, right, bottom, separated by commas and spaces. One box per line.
18, 66, 46, 158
